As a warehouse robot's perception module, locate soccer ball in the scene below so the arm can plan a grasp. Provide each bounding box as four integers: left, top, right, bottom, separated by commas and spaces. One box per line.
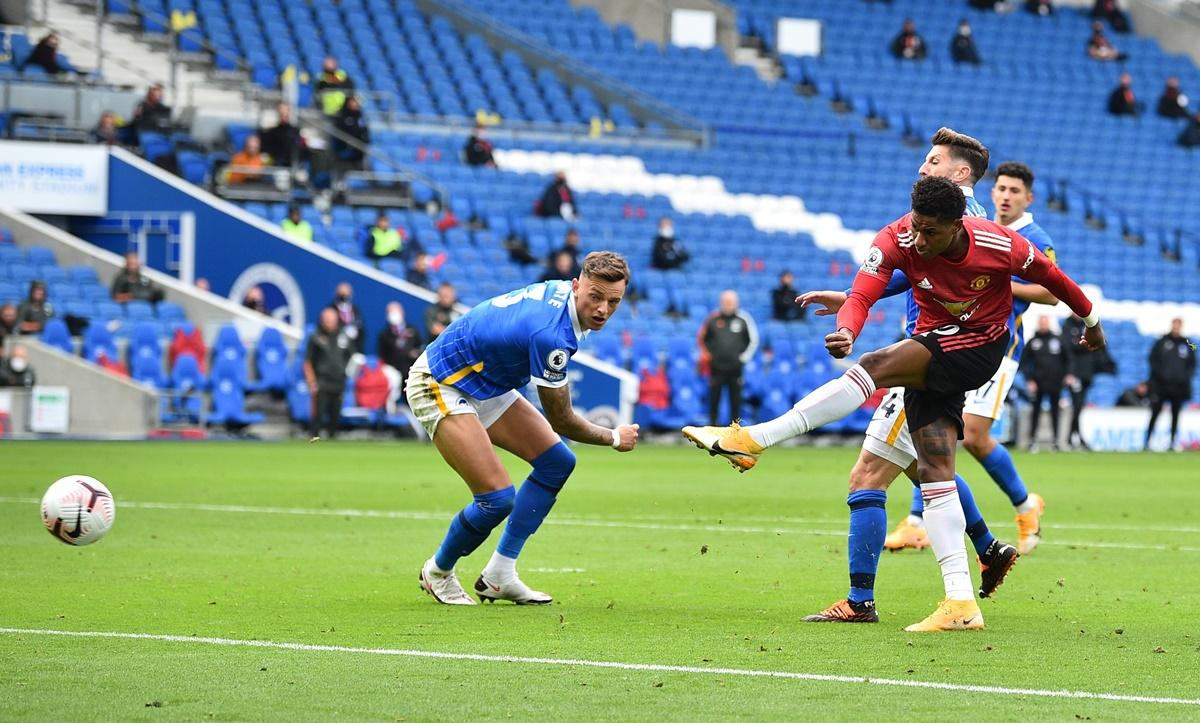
41, 475, 116, 546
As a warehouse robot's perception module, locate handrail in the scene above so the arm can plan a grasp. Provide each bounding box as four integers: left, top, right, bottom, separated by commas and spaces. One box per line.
424, 0, 708, 137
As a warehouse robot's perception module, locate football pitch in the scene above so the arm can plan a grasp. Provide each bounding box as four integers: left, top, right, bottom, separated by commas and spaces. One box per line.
2, 441, 1198, 720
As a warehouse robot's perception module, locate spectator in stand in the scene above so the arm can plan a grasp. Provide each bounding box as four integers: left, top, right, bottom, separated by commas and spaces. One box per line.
21, 33, 68, 75
698, 290, 758, 426
328, 281, 366, 353
1116, 381, 1150, 407
1157, 76, 1191, 119
91, 111, 121, 146
1179, 112, 1200, 148
535, 171, 577, 220
406, 253, 433, 290
1107, 73, 1139, 116
1145, 318, 1195, 451
133, 84, 172, 135
304, 307, 352, 440
1092, 0, 1130, 33
315, 56, 355, 116
1025, 0, 1053, 16
0, 303, 18, 344
0, 345, 35, 388
1020, 315, 1067, 452
463, 124, 496, 168
1062, 313, 1113, 450
332, 96, 369, 167
504, 233, 538, 266
1088, 21, 1126, 62
950, 19, 981, 65
17, 280, 53, 335
376, 301, 423, 381
364, 212, 410, 267
539, 250, 576, 283
260, 102, 304, 167
554, 228, 584, 277
227, 134, 267, 184
650, 216, 689, 270
281, 204, 314, 242
771, 270, 805, 322
111, 251, 163, 303
889, 18, 927, 61
242, 286, 267, 315
423, 282, 461, 341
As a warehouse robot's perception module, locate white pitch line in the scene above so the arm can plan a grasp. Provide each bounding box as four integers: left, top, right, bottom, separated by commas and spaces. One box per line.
2, 497, 1198, 552
0, 627, 1196, 707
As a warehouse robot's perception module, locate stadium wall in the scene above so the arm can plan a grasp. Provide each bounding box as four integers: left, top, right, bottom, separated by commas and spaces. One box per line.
572, 0, 737, 56
92, 149, 639, 426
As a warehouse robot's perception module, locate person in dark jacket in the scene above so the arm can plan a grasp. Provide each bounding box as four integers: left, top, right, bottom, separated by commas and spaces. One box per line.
1020, 315, 1067, 451
133, 84, 173, 135
1178, 112, 1200, 149
332, 96, 369, 166
1092, 0, 1130, 33
553, 229, 583, 278
650, 217, 689, 270
1062, 314, 1114, 449
260, 102, 304, 166
1157, 76, 1190, 119
304, 308, 353, 439
698, 290, 759, 426
1116, 381, 1150, 407
111, 251, 164, 303
423, 282, 461, 341
534, 171, 577, 220
16, 280, 54, 335
1145, 318, 1196, 450
463, 124, 496, 167
0, 345, 36, 388
889, 18, 926, 61
327, 282, 366, 354
376, 302, 422, 381
771, 271, 805, 322
950, 19, 981, 65
1108, 73, 1139, 116
21, 33, 67, 75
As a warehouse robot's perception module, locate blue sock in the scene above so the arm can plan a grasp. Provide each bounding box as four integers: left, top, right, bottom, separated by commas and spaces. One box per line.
956, 474, 995, 557
846, 490, 888, 603
496, 442, 576, 559
433, 486, 516, 571
979, 445, 1029, 507
909, 485, 924, 518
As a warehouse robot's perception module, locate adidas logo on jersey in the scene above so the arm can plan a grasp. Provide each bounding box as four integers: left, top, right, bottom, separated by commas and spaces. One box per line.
916, 277, 933, 290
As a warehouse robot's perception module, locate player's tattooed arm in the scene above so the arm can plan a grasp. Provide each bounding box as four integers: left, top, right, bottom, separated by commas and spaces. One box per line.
537, 385, 639, 450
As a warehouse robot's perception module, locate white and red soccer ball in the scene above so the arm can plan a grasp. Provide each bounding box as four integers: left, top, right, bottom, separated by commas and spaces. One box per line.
41, 475, 116, 546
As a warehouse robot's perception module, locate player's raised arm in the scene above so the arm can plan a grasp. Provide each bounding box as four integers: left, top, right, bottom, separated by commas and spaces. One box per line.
1011, 236, 1105, 350
830, 231, 898, 357
537, 384, 638, 451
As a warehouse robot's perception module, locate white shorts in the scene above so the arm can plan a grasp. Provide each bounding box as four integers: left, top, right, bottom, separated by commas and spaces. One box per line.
405, 352, 521, 438
962, 356, 1019, 421
863, 387, 917, 469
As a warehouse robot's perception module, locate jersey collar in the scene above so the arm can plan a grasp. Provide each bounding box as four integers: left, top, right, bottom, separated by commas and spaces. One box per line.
958, 185, 975, 198
567, 291, 588, 341
1002, 212, 1034, 231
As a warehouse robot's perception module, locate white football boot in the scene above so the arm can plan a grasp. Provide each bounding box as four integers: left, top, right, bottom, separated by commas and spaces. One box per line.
419, 558, 476, 605
474, 572, 553, 605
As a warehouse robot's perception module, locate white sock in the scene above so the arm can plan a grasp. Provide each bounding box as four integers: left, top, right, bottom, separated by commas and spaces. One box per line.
482, 551, 516, 582
919, 481, 974, 601
429, 557, 451, 575
1015, 497, 1037, 514
906, 514, 925, 528
746, 364, 876, 447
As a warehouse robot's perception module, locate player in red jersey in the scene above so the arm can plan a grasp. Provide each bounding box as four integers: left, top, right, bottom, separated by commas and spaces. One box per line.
684, 176, 1105, 630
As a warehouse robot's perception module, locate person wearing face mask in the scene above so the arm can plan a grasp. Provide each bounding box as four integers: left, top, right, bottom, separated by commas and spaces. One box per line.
651, 216, 689, 271
327, 282, 366, 353
377, 302, 423, 382
950, 19, 981, 65
1, 345, 36, 388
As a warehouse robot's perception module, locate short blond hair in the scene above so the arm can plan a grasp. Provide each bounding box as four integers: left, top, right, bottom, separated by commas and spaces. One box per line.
581, 251, 630, 284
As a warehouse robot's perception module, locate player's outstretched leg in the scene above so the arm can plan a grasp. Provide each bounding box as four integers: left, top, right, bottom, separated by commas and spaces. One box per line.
476, 442, 576, 604
421, 486, 516, 606
683, 364, 877, 471
804, 488, 885, 623
884, 487, 930, 551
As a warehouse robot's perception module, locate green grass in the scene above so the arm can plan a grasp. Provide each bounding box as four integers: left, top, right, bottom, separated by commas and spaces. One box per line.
2, 441, 1198, 720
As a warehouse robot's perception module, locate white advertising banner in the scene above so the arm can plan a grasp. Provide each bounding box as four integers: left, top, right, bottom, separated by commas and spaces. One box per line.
30, 386, 70, 434
1079, 407, 1200, 451
0, 140, 108, 215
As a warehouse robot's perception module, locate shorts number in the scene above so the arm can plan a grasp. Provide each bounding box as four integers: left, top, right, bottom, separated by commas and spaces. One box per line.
922, 324, 960, 337
492, 285, 547, 308
883, 400, 898, 418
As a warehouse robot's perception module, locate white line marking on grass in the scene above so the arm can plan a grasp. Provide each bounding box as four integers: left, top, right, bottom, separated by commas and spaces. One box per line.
1, 627, 1196, 707
2, 497, 1199, 552
527, 567, 586, 573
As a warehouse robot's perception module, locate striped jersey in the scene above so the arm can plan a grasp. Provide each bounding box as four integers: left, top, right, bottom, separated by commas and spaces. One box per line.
1004, 212, 1056, 361
838, 215, 1092, 348
425, 280, 586, 399
901, 187, 987, 334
